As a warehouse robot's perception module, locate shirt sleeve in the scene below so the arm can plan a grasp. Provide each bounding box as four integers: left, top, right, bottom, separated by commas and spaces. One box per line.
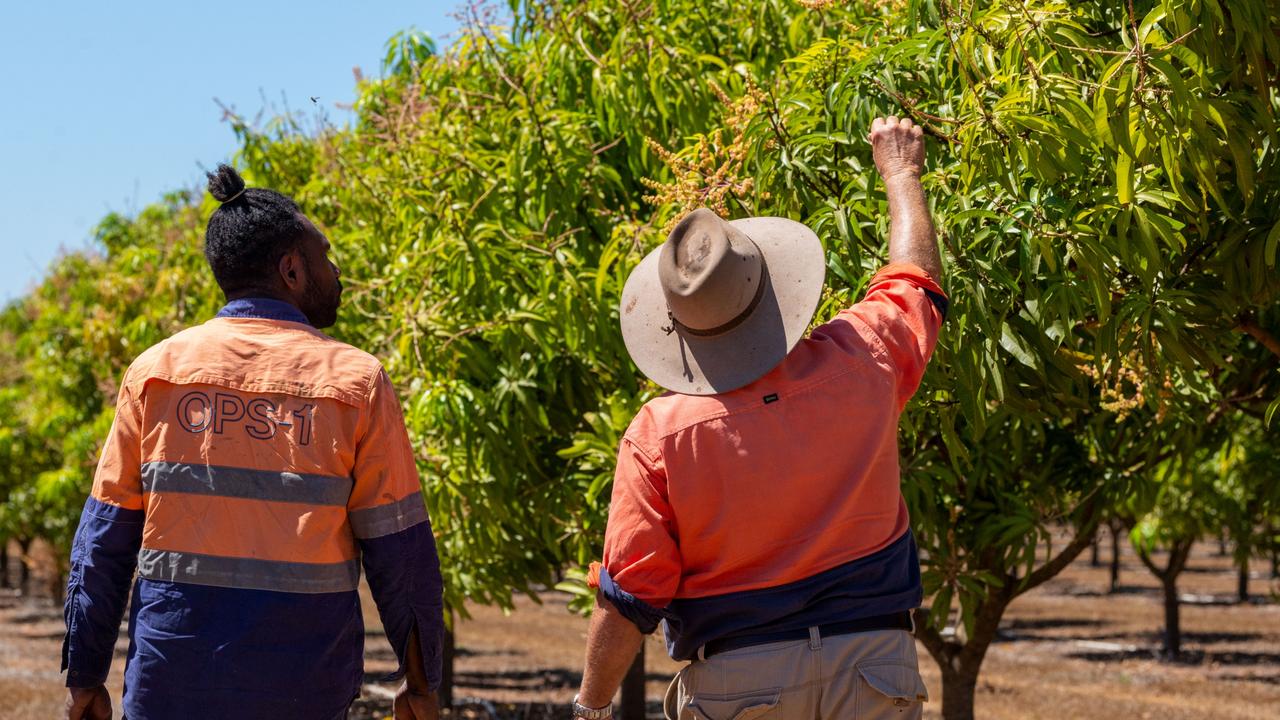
590, 437, 680, 634
63, 370, 146, 688
841, 263, 947, 410
350, 368, 444, 691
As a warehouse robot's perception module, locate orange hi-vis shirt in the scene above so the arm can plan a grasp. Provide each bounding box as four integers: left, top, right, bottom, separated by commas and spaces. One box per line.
62, 298, 443, 719
591, 264, 946, 660
98, 313, 422, 589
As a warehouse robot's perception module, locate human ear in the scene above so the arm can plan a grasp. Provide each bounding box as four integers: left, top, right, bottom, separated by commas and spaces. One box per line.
278, 249, 307, 291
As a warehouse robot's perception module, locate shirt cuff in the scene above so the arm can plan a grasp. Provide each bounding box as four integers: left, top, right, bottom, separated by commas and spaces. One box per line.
869, 263, 949, 320
597, 565, 666, 635
64, 668, 109, 689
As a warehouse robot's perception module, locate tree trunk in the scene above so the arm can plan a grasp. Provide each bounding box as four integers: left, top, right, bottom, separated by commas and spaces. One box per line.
1109, 525, 1122, 593
914, 511, 1100, 720
1136, 539, 1191, 661
1140, 540, 1192, 660
917, 599, 1004, 720
1162, 577, 1181, 659
1089, 530, 1101, 567
48, 552, 69, 602
17, 538, 31, 594
0, 541, 9, 589
619, 642, 646, 720
939, 665, 980, 720
1216, 533, 1228, 557
440, 621, 455, 710
1237, 557, 1249, 604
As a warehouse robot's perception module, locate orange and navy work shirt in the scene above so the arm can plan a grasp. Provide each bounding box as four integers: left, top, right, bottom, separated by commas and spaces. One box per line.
589, 264, 946, 660
62, 298, 443, 720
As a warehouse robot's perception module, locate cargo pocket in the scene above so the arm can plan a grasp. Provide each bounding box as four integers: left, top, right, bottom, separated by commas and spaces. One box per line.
683, 688, 781, 720
855, 661, 928, 718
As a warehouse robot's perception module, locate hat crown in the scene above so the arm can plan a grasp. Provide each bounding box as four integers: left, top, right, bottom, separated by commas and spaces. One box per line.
658, 209, 764, 332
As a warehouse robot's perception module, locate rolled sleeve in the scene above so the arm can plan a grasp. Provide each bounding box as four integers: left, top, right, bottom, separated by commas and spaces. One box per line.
595, 437, 680, 633
351, 367, 444, 690
63, 376, 145, 688
596, 565, 667, 634
844, 263, 946, 408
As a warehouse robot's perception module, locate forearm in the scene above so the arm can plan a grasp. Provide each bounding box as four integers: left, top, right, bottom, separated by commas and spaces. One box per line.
578, 594, 646, 709
885, 174, 941, 279
402, 624, 434, 691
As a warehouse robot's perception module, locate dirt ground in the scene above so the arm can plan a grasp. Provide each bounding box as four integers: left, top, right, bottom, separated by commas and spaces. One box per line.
2, 537, 1277, 719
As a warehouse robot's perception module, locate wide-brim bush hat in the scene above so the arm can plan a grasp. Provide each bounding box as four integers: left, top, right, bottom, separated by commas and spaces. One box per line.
620, 208, 825, 395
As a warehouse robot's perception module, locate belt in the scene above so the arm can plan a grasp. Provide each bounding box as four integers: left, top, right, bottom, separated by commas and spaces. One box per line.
700, 611, 914, 659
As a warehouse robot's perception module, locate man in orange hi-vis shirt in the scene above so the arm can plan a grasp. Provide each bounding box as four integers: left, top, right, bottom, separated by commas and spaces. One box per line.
62, 165, 442, 720
572, 117, 945, 720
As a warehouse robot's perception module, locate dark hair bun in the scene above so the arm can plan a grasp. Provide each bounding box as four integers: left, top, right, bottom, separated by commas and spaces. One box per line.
206, 163, 247, 203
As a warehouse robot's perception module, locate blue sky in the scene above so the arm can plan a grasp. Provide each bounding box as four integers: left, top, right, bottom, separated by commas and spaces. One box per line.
0, 0, 459, 304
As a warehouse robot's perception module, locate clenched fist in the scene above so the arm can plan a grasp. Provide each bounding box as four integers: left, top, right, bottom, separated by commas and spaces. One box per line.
868, 116, 925, 182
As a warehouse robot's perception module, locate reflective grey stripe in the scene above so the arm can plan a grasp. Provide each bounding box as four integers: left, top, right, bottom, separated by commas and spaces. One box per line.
141, 462, 352, 506
349, 493, 428, 539
137, 548, 360, 594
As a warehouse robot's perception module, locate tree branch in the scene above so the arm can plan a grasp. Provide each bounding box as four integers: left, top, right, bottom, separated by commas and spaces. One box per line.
1239, 319, 1280, 359
868, 78, 960, 145
1136, 546, 1165, 580
912, 609, 956, 669
1168, 538, 1194, 577
1017, 500, 1104, 596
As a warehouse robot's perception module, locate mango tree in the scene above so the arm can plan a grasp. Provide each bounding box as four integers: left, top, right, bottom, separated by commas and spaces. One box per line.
0, 197, 216, 594
691, 1, 1280, 717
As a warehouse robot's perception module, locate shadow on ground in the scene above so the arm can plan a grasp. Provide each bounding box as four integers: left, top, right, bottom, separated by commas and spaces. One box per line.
1066, 647, 1280, 667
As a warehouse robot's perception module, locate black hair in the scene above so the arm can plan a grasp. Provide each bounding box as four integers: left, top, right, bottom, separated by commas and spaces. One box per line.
203, 164, 308, 295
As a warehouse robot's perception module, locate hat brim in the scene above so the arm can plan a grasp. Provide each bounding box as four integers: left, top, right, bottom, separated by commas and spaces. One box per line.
619, 216, 825, 395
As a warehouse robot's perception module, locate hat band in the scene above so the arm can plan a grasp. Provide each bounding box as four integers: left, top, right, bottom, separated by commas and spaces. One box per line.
668, 257, 769, 338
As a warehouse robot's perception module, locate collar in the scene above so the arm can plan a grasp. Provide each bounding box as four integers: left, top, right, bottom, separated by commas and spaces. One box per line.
215, 297, 313, 326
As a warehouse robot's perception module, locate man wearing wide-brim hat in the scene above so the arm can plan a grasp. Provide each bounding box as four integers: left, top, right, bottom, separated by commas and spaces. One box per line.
573, 117, 945, 720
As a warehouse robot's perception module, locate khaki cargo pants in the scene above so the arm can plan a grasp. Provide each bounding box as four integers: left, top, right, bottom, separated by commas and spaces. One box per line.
663, 628, 928, 720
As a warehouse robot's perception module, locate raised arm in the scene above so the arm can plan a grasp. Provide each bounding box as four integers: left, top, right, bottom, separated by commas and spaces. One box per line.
868, 116, 941, 279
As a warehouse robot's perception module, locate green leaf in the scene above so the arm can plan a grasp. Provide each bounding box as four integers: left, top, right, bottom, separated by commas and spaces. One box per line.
1116, 152, 1134, 206
1138, 7, 1167, 43
999, 323, 1042, 371
1266, 219, 1280, 268
1225, 131, 1256, 206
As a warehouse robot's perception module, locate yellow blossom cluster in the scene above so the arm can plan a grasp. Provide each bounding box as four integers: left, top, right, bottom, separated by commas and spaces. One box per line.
642, 80, 769, 233
1080, 355, 1142, 418
798, 0, 904, 11
1080, 345, 1171, 422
